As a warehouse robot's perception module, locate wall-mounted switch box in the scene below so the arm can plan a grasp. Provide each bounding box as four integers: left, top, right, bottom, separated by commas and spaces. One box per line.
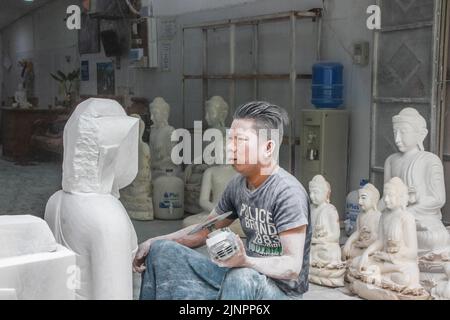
353, 41, 369, 66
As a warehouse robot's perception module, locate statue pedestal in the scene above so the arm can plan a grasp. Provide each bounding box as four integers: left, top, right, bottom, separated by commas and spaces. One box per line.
347, 271, 430, 300
417, 228, 450, 298
309, 263, 346, 288
349, 276, 430, 300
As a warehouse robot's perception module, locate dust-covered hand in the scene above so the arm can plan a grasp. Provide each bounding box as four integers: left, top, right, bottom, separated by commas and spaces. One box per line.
133, 239, 152, 273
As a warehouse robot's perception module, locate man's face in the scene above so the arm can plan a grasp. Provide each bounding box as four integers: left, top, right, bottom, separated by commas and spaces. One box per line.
227, 119, 271, 176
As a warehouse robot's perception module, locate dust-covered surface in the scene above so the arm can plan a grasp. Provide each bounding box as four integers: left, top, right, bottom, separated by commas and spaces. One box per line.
0, 157, 61, 218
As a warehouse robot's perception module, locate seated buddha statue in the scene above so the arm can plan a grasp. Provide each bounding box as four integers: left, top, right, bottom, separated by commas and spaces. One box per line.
343, 183, 382, 262
348, 177, 429, 300
308, 175, 345, 287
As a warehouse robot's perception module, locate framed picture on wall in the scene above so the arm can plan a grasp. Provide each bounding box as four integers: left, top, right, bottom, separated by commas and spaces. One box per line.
97, 62, 115, 95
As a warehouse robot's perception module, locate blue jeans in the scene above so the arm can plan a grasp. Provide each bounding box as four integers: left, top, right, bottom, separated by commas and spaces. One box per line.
139, 240, 299, 300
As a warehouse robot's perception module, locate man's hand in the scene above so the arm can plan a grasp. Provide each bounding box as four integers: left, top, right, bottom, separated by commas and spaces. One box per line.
212, 235, 248, 268
133, 239, 152, 273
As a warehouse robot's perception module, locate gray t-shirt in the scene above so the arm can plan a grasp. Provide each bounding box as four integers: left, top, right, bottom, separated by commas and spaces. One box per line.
215, 167, 312, 296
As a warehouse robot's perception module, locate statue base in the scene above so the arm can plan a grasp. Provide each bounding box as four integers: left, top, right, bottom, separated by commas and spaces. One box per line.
418, 240, 450, 299
347, 269, 430, 300
309, 264, 346, 288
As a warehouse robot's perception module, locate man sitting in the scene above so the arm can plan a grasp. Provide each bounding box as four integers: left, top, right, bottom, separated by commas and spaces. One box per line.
133, 101, 312, 300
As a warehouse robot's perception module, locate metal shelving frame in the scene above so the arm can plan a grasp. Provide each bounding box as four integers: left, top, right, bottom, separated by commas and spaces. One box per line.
181, 9, 323, 173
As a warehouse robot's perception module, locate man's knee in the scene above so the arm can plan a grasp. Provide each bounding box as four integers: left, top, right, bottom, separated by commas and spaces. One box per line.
221, 268, 266, 299
148, 240, 181, 261
225, 268, 262, 283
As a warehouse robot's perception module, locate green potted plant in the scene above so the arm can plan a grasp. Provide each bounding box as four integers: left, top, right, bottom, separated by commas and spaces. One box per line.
50, 69, 80, 108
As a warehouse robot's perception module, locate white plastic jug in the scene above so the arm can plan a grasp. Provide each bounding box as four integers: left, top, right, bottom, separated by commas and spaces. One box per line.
344, 179, 368, 236
153, 169, 185, 220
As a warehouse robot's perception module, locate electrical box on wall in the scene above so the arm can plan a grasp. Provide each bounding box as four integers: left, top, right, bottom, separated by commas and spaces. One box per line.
300, 109, 349, 218
130, 17, 158, 68
353, 42, 370, 66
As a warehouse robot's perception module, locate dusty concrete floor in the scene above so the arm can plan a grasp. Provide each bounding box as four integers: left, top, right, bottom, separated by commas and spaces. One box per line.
0, 156, 358, 300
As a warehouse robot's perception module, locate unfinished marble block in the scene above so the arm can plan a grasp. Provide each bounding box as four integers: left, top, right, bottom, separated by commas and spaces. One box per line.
0, 215, 76, 300
45, 98, 139, 300
0, 215, 57, 259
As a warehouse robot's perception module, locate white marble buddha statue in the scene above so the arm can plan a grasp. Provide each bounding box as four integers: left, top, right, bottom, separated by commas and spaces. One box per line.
44, 98, 139, 300
120, 114, 154, 221
308, 175, 345, 287
182, 164, 245, 237
348, 177, 429, 300
343, 183, 382, 262
149, 97, 180, 179
13, 83, 32, 109
185, 96, 230, 214
204, 95, 228, 137
384, 108, 449, 283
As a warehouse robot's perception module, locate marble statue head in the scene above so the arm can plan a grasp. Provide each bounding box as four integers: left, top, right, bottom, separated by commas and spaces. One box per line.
150, 97, 170, 126
392, 108, 428, 152
205, 96, 229, 128
309, 175, 331, 206
62, 98, 139, 198
383, 177, 409, 211
130, 114, 145, 139
358, 183, 380, 212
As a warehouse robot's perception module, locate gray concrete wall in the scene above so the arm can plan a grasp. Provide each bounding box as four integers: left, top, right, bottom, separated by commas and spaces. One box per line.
133, 0, 373, 191
0, 0, 374, 196
150, 0, 263, 16
320, 0, 373, 192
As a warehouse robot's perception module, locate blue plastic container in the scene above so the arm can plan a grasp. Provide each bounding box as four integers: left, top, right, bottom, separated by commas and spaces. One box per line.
311, 62, 344, 109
